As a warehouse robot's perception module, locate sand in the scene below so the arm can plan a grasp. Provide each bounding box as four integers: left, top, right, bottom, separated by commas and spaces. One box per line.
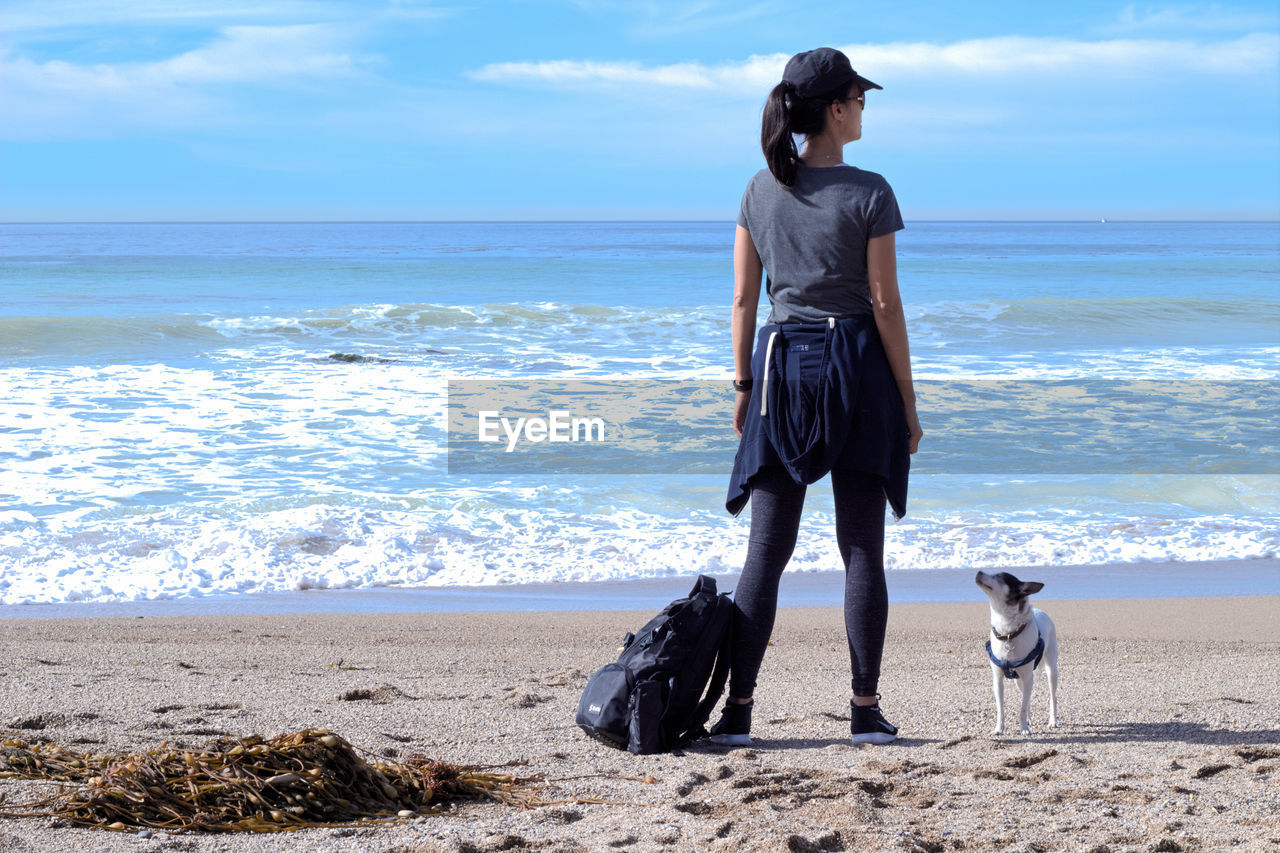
1, 596, 1278, 852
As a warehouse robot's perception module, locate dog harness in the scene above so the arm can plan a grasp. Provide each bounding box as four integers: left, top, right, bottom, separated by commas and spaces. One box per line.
985, 625, 1045, 680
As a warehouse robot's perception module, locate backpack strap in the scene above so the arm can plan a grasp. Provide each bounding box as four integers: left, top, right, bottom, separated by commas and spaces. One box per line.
689, 574, 718, 597
679, 605, 733, 744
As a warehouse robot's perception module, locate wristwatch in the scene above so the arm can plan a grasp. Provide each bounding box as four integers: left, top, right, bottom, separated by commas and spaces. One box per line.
733, 378, 754, 392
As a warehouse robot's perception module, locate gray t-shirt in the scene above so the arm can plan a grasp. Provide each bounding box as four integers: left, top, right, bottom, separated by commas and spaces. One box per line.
737, 165, 904, 324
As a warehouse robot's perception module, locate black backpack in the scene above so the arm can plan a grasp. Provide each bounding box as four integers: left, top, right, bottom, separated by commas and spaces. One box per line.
575, 575, 733, 754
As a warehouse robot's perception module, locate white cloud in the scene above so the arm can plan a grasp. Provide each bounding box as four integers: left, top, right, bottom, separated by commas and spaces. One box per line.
380, 0, 452, 22
855, 33, 1279, 77
0, 1, 450, 44
154, 24, 358, 83
0, 25, 367, 139
471, 58, 757, 89
4, 24, 359, 89
1106, 4, 1280, 35
470, 33, 1280, 93
564, 0, 775, 37
0, 1, 345, 33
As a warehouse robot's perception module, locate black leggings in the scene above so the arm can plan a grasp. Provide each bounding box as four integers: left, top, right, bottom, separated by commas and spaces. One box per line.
729, 465, 889, 699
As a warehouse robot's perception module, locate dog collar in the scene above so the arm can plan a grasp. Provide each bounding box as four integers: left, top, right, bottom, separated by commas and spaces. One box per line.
985, 633, 1045, 680
991, 621, 1029, 642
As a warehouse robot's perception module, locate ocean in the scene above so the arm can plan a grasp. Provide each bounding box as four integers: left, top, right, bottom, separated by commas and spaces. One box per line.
1, 221, 1277, 606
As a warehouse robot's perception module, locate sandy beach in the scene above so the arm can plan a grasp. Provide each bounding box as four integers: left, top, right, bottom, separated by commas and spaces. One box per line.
2, 595, 1278, 852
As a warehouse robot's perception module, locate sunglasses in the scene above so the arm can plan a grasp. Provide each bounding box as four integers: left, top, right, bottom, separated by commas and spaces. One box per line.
845, 91, 866, 108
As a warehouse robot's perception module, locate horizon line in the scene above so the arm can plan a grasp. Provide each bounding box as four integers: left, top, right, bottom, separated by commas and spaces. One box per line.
4, 218, 1279, 225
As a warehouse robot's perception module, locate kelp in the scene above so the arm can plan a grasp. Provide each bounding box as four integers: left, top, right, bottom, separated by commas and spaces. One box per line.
0, 728, 543, 832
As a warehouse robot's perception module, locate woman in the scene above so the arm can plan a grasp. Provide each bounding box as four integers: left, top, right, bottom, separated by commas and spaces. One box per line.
713, 47, 923, 746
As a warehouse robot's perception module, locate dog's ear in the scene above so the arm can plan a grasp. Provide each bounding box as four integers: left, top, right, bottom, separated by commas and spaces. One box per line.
1021, 581, 1045, 595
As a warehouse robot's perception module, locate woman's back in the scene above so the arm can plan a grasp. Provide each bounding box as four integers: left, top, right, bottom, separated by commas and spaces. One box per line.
738, 164, 903, 324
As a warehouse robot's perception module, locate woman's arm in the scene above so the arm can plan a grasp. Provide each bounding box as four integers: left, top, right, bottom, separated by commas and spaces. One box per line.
732, 224, 763, 437
867, 232, 923, 453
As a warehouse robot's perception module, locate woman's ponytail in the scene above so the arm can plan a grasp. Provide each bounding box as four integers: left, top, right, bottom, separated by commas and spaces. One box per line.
762, 81, 799, 187
760, 76, 854, 188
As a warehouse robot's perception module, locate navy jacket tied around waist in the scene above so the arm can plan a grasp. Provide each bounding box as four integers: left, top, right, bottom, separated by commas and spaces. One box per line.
726, 314, 909, 520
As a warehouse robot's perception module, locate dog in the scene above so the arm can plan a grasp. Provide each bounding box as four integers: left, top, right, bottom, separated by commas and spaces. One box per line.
974, 571, 1059, 736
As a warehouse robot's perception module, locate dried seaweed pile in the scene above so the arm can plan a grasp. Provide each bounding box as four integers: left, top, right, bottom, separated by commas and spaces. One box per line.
0, 728, 542, 832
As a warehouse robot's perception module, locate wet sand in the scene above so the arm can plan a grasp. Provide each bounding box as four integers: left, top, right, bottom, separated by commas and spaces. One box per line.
2, 596, 1278, 852
8, 559, 1279, 620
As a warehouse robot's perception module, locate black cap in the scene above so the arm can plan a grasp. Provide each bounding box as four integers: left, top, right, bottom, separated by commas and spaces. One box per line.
782, 47, 881, 99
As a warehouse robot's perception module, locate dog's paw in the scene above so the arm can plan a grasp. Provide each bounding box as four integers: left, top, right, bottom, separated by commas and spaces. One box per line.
990, 726, 1004, 736
1019, 725, 1032, 735
1047, 718, 1059, 728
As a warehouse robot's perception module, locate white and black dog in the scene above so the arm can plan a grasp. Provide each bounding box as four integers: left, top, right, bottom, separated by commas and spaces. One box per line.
975, 571, 1059, 736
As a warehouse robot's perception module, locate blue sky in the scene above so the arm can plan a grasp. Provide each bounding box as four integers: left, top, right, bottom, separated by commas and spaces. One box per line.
1, 1, 1277, 220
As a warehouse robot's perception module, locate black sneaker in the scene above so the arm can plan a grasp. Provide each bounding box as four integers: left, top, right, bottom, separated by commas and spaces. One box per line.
850, 700, 898, 745
708, 700, 753, 745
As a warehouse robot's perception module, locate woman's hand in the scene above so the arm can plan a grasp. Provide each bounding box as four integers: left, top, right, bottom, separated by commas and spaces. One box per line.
733, 389, 751, 437
904, 404, 923, 454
